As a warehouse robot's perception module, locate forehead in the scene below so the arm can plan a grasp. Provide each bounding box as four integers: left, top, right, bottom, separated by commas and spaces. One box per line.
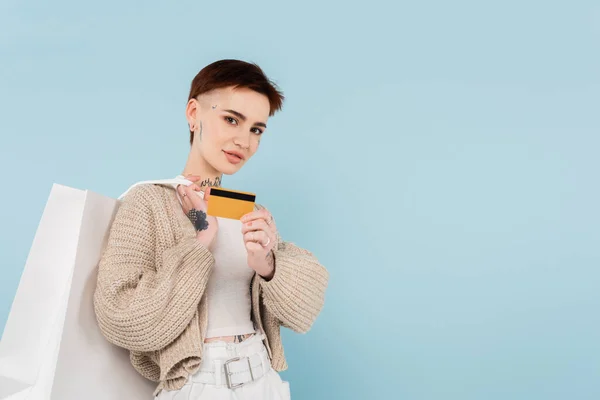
210, 86, 270, 121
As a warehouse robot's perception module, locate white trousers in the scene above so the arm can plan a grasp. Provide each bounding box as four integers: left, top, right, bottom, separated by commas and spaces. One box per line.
155, 334, 291, 400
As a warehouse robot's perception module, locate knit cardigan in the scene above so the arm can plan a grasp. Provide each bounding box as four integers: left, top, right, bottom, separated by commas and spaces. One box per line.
92, 184, 329, 396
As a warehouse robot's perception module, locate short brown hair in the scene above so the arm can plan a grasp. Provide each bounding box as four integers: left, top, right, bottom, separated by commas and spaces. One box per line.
187, 59, 285, 144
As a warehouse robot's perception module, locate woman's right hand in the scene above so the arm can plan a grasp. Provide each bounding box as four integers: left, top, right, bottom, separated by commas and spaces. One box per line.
177, 177, 218, 249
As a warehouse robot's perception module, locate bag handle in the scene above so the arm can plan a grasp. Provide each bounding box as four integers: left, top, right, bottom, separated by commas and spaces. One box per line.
118, 177, 193, 200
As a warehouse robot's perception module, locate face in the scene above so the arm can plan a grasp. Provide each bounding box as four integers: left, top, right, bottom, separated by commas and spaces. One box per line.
186, 86, 271, 175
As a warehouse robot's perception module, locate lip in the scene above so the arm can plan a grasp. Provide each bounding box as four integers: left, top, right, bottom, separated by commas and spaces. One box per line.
223, 150, 245, 161
223, 150, 243, 164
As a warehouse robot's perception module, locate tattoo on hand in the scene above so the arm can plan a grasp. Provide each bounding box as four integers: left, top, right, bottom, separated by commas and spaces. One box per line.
187, 208, 209, 231
265, 250, 275, 268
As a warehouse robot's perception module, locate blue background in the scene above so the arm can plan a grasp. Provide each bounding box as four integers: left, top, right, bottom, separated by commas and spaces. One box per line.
1, 1, 599, 399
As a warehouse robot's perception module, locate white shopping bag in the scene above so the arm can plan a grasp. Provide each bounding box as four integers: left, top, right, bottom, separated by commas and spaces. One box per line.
0, 178, 192, 400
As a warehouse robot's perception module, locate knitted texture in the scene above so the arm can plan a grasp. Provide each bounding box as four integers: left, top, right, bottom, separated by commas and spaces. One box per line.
93, 184, 329, 395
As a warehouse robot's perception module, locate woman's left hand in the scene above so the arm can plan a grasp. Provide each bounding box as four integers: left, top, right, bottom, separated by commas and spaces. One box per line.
241, 209, 277, 279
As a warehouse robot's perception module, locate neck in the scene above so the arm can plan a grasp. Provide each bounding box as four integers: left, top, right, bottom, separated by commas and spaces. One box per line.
182, 150, 223, 192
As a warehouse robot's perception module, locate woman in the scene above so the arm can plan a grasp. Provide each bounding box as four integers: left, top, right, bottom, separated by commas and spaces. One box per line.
93, 59, 329, 399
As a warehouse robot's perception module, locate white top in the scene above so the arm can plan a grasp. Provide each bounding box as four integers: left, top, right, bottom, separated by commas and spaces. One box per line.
173, 176, 256, 338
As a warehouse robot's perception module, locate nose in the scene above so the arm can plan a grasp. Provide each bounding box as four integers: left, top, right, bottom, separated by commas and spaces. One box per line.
233, 131, 251, 149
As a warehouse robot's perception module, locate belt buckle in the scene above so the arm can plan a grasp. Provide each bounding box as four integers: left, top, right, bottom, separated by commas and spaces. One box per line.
223, 356, 254, 389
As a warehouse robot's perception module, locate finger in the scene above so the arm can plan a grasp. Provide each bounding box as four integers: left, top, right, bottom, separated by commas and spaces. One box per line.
184, 184, 206, 211
186, 186, 198, 206
181, 186, 199, 213
240, 219, 270, 235
190, 184, 204, 197
259, 230, 273, 247
241, 209, 272, 224
245, 241, 264, 253
261, 209, 274, 226
177, 185, 191, 208
243, 230, 268, 246
267, 216, 276, 230
183, 184, 195, 197
204, 186, 212, 202
240, 211, 259, 222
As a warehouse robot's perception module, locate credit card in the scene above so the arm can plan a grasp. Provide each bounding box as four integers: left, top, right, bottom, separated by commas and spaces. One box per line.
206, 187, 256, 220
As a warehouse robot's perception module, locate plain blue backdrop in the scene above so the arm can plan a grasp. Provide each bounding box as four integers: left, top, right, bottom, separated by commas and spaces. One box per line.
1, 1, 599, 399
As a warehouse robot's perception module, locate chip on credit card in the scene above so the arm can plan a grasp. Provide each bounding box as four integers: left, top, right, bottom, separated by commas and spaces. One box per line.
206, 187, 256, 220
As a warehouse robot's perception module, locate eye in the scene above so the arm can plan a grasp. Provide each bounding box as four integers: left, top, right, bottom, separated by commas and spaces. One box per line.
251, 128, 264, 135
225, 116, 238, 125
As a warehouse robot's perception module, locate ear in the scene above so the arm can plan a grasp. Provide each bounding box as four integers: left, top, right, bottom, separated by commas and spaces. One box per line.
185, 98, 200, 129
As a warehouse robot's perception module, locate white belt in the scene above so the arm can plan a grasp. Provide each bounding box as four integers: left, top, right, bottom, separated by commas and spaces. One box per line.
194, 347, 271, 389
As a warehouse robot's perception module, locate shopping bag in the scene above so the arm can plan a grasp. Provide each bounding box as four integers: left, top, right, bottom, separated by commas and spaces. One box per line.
0, 178, 192, 399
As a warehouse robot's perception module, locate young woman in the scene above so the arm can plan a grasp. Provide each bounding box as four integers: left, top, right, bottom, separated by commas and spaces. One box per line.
93, 59, 329, 399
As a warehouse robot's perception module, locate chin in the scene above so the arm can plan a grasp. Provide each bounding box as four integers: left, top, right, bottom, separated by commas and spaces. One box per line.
219, 162, 244, 175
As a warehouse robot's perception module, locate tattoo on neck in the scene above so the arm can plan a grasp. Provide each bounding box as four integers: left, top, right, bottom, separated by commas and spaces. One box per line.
197, 176, 222, 188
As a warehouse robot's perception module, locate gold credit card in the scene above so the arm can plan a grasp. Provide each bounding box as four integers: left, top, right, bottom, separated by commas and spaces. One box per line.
206, 187, 256, 220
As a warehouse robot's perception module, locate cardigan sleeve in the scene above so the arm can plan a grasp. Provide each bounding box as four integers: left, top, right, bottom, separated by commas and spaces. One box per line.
256, 207, 329, 333
93, 185, 215, 352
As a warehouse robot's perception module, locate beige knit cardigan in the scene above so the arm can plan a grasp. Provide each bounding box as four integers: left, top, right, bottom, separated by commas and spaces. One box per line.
92, 184, 329, 396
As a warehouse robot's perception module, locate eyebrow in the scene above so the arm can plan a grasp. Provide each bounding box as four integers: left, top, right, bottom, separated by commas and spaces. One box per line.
223, 109, 267, 128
